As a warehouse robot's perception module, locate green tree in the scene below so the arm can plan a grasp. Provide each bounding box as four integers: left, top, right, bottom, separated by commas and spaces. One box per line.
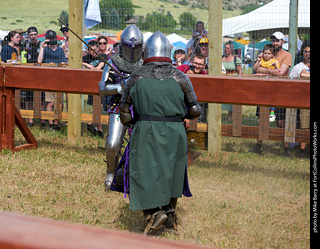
100, 0, 134, 29
141, 11, 177, 32
59, 10, 69, 25
179, 12, 196, 32
108, 9, 120, 29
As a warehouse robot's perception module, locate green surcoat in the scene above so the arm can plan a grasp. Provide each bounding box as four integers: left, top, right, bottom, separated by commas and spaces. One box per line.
129, 77, 188, 210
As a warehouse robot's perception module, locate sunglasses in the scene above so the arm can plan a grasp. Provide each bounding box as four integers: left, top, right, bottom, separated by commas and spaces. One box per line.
99, 42, 107, 45
61, 29, 68, 33
175, 50, 185, 54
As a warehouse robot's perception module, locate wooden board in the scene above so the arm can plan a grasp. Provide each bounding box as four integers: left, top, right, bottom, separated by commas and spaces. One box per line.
0, 211, 214, 249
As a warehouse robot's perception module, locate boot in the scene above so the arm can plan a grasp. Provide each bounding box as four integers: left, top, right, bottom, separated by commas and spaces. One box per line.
143, 209, 167, 235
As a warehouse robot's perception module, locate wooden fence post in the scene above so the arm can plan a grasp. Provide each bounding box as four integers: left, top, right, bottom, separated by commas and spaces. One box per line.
68, 0, 83, 140
207, 0, 223, 153
284, 108, 297, 143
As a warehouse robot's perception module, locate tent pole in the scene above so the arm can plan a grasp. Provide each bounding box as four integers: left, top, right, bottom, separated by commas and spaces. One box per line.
289, 0, 299, 71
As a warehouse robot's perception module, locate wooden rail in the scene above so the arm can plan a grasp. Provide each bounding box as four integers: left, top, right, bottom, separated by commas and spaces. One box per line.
0, 65, 310, 151
0, 211, 214, 249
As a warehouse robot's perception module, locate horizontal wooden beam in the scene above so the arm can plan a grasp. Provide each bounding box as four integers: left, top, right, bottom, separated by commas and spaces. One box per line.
19, 110, 310, 143
0, 211, 213, 249
3, 66, 309, 109
189, 74, 310, 109
20, 109, 110, 124
4, 66, 101, 95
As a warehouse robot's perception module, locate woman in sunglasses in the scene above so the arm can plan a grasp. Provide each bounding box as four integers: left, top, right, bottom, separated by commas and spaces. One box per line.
97, 36, 111, 61
60, 24, 69, 59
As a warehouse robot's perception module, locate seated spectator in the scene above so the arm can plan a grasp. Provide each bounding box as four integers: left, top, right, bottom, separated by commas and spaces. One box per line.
38, 30, 67, 132
172, 46, 187, 67
1, 30, 20, 62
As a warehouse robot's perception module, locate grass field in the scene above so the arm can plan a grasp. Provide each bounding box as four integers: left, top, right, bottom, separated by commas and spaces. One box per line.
0, 124, 310, 248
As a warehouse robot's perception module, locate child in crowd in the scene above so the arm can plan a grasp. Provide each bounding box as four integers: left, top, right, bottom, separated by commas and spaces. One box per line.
254, 44, 280, 70
254, 44, 280, 122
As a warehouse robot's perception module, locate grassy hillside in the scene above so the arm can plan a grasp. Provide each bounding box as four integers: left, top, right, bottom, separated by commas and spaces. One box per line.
0, 0, 68, 34
0, 0, 240, 35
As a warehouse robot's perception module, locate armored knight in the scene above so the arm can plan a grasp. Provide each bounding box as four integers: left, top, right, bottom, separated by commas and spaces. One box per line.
98, 24, 143, 190
119, 31, 201, 235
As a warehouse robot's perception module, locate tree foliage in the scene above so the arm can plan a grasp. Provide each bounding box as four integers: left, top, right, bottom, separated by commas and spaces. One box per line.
140, 11, 177, 32
99, 0, 135, 29
179, 12, 197, 32
59, 10, 69, 25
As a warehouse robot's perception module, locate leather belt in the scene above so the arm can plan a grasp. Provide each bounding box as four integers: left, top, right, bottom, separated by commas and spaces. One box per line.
138, 116, 183, 122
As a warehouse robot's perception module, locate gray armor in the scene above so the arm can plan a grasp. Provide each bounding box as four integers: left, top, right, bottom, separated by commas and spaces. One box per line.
120, 31, 201, 127
120, 25, 143, 62
119, 31, 199, 235
98, 25, 144, 190
144, 31, 171, 60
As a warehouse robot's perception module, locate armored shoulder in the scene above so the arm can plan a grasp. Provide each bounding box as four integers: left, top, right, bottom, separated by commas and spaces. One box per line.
172, 69, 198, 107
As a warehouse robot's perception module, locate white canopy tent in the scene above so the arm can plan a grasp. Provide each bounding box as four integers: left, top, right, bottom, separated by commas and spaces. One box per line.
143, 32, 153, 42
166, 33, 188, 44
222, 0, 310, 39
0, 30, 9, 40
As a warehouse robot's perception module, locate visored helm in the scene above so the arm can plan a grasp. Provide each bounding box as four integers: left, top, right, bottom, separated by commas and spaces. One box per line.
143, 31, 171, 61
120, 24, 143, 62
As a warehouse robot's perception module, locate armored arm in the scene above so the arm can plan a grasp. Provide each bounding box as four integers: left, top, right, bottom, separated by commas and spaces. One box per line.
98, 60, 125, 98
119, 74, 142, 125
173, 70, 201, 120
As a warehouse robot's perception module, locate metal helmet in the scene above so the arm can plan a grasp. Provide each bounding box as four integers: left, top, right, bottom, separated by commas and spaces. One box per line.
120, 24, 143, 62
144, 31, 171, 61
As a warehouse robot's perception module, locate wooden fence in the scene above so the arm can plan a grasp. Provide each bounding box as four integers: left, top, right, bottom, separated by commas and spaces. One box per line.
0, 65, 310, 152
0, 211, 214, 249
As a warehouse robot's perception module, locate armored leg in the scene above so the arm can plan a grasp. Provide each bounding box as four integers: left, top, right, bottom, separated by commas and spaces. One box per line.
104, 113, 125, 190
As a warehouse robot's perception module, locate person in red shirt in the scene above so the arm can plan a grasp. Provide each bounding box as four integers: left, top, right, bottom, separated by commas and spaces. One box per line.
177, 53, 207, 75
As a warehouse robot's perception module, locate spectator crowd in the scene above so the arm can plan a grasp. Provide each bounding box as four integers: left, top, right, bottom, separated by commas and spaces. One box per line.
0, 21, 310, 157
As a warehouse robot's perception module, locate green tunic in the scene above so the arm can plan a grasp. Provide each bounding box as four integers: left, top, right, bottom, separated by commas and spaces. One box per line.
129, 77, 188, 210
